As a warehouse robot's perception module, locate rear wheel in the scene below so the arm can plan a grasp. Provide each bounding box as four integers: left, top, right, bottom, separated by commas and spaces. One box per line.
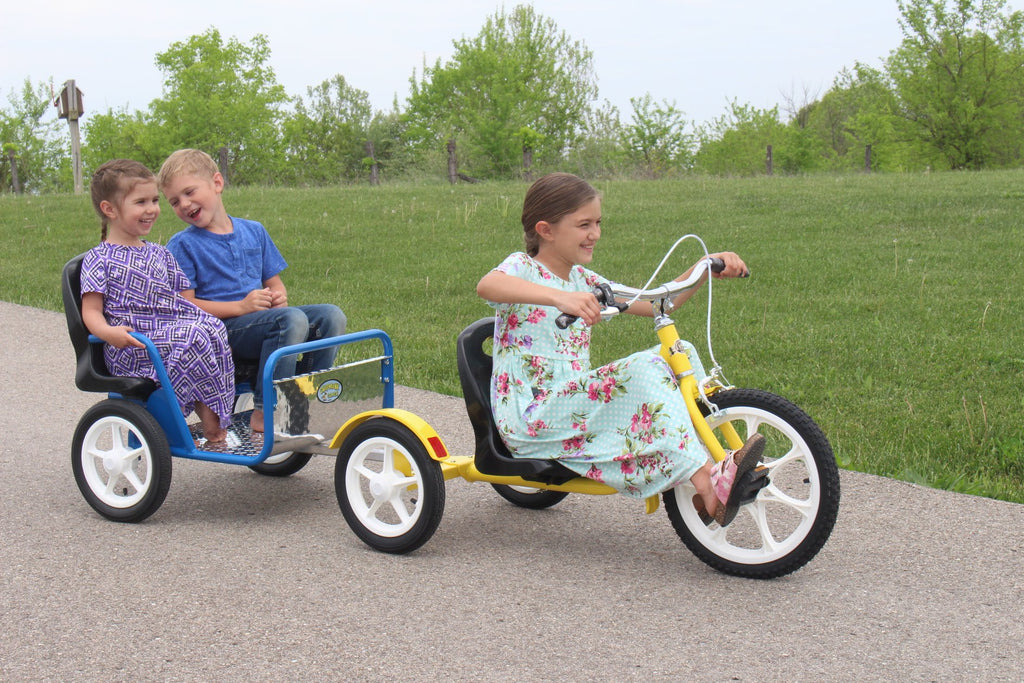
71, 399, 171, 523
665, 389, 840, 579
335, 418, 445, 554
491, 485, 569, 509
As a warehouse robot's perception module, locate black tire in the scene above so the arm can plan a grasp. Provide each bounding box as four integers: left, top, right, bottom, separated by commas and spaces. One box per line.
71, 399, 172, 523
491, 484, 569, 509
335, 418, 445, 554
664, 388, 840, 579
248, 451, 314, 477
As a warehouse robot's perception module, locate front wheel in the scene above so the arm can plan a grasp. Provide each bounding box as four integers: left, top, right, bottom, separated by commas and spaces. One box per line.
665, 389, 840, 579
335, 418, 445, 554
71, 399, 172, 523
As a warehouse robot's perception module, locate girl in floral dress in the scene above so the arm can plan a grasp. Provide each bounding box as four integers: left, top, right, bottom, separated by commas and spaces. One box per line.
80, 159, 235, 443
477, 173, 763, 526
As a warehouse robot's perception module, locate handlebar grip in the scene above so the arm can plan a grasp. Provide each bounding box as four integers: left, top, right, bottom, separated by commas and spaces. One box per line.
556, 313, 578, 329
710, 257, 726, 273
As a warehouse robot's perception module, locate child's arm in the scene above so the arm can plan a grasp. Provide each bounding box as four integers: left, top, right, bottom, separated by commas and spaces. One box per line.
477, 270, 604, 326
81, 292, 144, 349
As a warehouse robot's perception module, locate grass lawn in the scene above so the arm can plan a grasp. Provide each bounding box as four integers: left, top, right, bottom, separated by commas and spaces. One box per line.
3, 170, 1023, 503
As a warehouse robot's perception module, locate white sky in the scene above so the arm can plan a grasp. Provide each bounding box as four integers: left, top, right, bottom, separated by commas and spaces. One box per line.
4, 0, 1007, 128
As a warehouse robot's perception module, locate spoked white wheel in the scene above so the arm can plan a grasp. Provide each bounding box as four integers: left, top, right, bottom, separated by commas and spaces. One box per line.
335, 418, 445, 554
665, 389, 840, 579
71, 399, 172, 523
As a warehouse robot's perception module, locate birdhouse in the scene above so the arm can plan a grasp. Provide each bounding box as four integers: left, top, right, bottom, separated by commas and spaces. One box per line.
55, 80, 84, 121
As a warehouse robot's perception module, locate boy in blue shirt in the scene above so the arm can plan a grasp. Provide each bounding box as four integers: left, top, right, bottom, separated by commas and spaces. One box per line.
159, 149, 346, 432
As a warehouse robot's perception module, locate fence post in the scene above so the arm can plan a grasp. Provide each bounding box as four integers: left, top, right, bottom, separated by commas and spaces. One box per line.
217, 147, 230, 186
6, 148, 21, 194
522, 145, 533, 182
447, 139, 457, 184
365, 140, 379, 186
766, 145, 773, 176
864, 144, 872, 173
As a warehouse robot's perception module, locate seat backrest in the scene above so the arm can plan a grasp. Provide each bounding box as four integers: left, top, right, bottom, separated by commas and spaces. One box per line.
456, 318, 505, 459
61, 253, 156, 398
455, 317, 575, 485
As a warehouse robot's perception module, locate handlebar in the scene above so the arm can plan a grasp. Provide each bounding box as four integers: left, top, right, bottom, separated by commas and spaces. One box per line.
555, 256, 728, 329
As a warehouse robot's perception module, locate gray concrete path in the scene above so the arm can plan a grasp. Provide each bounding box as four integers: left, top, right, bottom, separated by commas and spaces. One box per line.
1, 300, 1021, 681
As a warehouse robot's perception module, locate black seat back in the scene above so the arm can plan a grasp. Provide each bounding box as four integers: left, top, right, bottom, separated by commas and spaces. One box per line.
61, 253, 157, 398
456, 318, 575, 485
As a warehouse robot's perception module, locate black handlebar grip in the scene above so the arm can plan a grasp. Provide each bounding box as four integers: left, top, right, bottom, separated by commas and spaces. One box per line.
710, 257, 726, 273
555, 313, 577, 329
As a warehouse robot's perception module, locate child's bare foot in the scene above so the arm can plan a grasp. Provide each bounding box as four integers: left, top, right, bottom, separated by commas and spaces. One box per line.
250, 409, 264, 433
196, 402, 227, 443
203, 428, 228, 444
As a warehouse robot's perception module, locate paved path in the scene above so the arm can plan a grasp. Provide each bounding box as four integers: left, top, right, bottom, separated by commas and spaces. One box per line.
1, 300, 1022, 681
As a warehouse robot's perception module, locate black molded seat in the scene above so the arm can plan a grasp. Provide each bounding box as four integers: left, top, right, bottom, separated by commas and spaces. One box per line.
61, 254, 157, 399
456, 318, 576, 485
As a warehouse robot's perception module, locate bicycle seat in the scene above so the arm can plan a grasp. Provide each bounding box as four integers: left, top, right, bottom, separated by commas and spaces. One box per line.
61, 253, 157, 399
456, 318, 576, 485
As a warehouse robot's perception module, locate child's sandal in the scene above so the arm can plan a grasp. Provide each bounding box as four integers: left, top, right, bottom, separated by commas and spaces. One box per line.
710, 433, 766, 527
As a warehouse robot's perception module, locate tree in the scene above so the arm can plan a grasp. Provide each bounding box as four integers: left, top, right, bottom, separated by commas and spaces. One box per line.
405, 5, 597, 178
887, 0, 1024, 169
0, 79, 66, 193
282, 75, 373, 184
796, 65, 915, 172
82, 107, 164, 173
694, 101, 788, 175
564, 99, 627, 179
149, 28, 290, 183
621, 94, 693, 177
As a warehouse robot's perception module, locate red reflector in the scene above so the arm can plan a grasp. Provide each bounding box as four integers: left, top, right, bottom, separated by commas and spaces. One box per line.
427, 436, 448, 459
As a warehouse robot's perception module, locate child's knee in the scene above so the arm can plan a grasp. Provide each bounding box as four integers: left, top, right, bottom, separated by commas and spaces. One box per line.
276, 308, 311, 343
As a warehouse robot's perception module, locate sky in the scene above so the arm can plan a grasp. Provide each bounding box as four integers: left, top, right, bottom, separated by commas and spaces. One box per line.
0, 0, 985, 129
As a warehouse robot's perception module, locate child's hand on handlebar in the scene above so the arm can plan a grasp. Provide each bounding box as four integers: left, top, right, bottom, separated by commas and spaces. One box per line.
556, 290, 603, 326
709, 252, 750, 279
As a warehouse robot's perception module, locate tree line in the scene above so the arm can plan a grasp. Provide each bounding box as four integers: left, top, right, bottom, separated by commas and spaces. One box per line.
3, 0, 1024, 193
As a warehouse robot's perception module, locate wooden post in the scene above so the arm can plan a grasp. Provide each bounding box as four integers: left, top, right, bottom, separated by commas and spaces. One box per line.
365, 140, 379, 186
447, 139, 457, 184
864, 144, 872, 173
217, 147, 230, 186
6, 148, 21, 194
766, 144, 773, 176
522, 145, 533, 182
54, 80, 85, 194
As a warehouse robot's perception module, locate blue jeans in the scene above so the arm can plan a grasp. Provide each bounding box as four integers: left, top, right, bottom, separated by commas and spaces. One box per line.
223, 304, 347, 409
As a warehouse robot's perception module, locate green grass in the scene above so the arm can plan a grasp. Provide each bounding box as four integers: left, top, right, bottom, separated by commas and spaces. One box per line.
4, 172, 1024, 503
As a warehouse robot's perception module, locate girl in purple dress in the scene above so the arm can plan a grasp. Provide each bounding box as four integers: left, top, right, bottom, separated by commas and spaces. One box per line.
80, 159, 235, 443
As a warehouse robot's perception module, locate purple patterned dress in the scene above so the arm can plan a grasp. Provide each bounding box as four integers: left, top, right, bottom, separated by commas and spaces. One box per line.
80, 241, 235, 427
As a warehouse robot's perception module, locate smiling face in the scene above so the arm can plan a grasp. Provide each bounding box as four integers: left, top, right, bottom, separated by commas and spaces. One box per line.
101, 180, 161, 246
534, 196, 602, 278
160, 171, 229, 232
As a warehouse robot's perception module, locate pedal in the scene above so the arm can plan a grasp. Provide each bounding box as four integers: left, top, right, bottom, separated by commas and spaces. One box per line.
737, 467, 770, 505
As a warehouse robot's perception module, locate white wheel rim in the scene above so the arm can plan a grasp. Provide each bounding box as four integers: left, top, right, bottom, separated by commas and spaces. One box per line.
673, 406, 820, 565
345, 436, 424, 537
81, 416, 154, 508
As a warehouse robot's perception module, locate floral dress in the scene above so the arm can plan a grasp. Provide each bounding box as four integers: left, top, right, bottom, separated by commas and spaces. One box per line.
486, 252, 710, 499
80, 241, 235, 428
